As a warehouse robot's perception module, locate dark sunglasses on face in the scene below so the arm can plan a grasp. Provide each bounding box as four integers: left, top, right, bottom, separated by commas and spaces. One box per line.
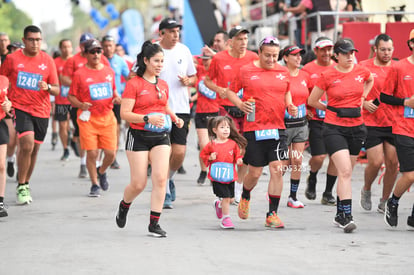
89, 49, 102, 54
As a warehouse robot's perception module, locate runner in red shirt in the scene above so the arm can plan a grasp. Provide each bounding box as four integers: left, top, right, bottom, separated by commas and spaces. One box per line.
200, 116, 246, 229
54, 39, 73, 161
61, 32, 111, 178
0, 25, 59, 205
115, 41, 184, 237
194, 54, 219, 185
204, 26, 258, 203
68, 39, 120, 198
280, 45, 311, 209
0, 75, 12, 217
227, 36, 298, 228
302, 36, 338, 205
359, 34, 398, 214
381, 29, 414, 229
308, 38, 373, 233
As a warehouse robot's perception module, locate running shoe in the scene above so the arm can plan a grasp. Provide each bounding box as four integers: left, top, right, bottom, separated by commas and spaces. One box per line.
116, 201, 129, 228
407, 216, 414, 230
238, 198, 250, 219
377, 198, 386, 214
384, 198, 398, 227
163, 193, 173, 209
97, 167, 109, 191
7, 161, 14, 178
220, 216, 235, 229
360, 189, 372, 211
169, 180, 176, 201
287, 196, 304, 208
333, 213, 357, 233
88, 184, 101, 197
148, 223, 167, 237
305, 175, 316, 200
70, 140, 80, 157
16, 185, 32, 205
0, 202, 8, 217
61, 149, 70, 161
234, 182, 243, 205
51, 132, 58, 150
321, 192, 336, 206
78, 164, 87, 178
214, 199, 223, 219
265, 211, 284, 228
177, 166, 186, 174
110, 159, 120, 169
197, 171, 207, 185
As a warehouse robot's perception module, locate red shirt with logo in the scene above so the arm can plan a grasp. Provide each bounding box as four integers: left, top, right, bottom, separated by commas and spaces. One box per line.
195, 63, 219, 113
0, 50, 59, 118
122, 76, 170, 130
0, 78, 8, 120
360, 58, 395, 127
54, 56, 71, 105
302, 60, 335, 121
208, 50, 258, 107
289, 69, 312, 113
234, 62, 290, 132
69, 65, 116, 116
200, 139, 242, 184
316, 64, 371, 127
382, 58, 414, 138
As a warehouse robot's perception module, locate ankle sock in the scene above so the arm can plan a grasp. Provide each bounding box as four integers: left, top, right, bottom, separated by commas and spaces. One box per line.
150, 211, 161, 226
290, 179, 299, 200
390, 194, 400, 205
121, 200, 131, 209
242, 186, 251, 200
341, 199, 352, 215
324, 174, 337, 193
268, 194, 280, 214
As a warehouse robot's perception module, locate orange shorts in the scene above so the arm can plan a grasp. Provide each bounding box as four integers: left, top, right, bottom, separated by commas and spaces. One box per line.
77, 110, 117, 150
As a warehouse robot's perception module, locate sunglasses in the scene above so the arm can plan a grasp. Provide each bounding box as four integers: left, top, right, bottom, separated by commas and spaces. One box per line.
259, 36, 279, 47
89, 49, 102, 54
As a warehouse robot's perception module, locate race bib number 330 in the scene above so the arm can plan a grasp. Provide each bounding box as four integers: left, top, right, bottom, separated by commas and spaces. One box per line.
17, 71, 42, 91
89, 82, 113, 100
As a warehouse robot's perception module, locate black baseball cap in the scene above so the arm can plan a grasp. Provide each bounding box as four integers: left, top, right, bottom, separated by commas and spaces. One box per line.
83, 39, 102, 52
281, 45, 305, 56
334, 38, 358, 54
159, 18, 182, 31
7, 42, 24, 51
228, 26, 249, 39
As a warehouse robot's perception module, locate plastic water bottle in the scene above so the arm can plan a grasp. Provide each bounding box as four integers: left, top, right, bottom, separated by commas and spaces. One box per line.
246, 97, 256, 122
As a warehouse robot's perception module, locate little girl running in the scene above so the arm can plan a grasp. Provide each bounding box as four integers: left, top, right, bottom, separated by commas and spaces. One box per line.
200, 116, 247, 229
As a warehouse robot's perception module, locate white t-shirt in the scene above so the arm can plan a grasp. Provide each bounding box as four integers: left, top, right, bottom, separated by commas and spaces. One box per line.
158, 42, 197, 114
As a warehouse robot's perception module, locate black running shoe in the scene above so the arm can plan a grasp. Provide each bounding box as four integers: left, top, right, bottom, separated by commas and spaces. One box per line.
333, 213, 356, 233
70, 140, 80, 157
97, 167, 109, 191
51, 132, 58, 149
0, 202, 8, 217
407, 216, 414, 229
384, 198, 398, 227
148, 223, 167, 237
7, 161, 14, 178
177, 166, 186, 174
116, 201, 129, 228
197, 171, 207, 185
321, 192, 336, 205
305, 176, 316, 200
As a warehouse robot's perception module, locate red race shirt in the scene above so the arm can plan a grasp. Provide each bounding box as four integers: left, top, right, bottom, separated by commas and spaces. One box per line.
302, 60, 335, 121
0, 84, 7, 120
360, 58, 395, 127
0, 50, 59, 118
54, 56, 71, 105
316, 64, 371, 127
62, 52, 110, 78
235, 62, 290, 132
69, 65, 116, 116
200, 139, 242, 184
122, 76, 170, 130
289, 69, 312, 112
208, 50, 258, 107
195, 63, 219, 113
383, 58, 414, 138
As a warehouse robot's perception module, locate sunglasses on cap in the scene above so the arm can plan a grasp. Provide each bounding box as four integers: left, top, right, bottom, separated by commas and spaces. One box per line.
89, 49, 102, 54
259, 36, 279, 47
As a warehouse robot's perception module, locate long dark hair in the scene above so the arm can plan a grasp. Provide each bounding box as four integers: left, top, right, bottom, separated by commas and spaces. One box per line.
207, 116, 247, 149
135, 40, 163, 77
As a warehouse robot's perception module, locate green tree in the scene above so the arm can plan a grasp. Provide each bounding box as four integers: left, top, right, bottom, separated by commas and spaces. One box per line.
0, 2, 32, 42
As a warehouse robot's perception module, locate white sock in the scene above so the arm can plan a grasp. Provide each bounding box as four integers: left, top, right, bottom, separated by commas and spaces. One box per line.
166, 179, 170, 195
7, 155, 15, 162
169, 170, 176, 180
80, 156, 86, 165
